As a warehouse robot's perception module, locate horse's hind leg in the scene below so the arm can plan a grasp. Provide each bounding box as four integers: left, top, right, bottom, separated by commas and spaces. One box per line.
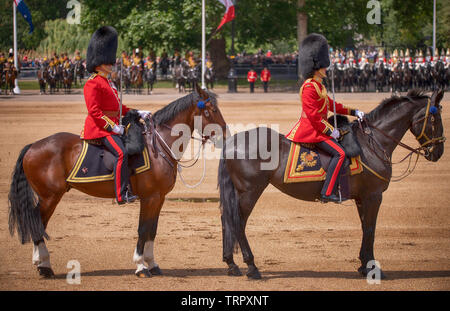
235, 188, 267, 279
355, 193, 386, 280
32, 194, 63, 278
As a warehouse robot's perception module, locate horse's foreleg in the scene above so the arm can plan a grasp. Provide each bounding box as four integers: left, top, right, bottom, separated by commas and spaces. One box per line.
133, 194, 164, 278
355, 194, 386, 280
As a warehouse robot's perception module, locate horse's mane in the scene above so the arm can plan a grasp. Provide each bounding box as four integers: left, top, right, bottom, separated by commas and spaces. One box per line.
152, 90, 218, 125
365, 89, 429, 122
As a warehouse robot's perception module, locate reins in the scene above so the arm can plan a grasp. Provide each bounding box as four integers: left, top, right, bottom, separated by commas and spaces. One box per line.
357, 97, 445, 182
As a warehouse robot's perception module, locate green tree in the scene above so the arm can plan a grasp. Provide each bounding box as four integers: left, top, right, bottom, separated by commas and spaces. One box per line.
36, 19, 90, 56
0, 0, 68, 51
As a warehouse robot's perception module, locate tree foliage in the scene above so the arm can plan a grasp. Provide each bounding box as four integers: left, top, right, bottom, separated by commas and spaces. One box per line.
0, 0, 448, 55
0, 0, 68, 51
36, 19, 90, 56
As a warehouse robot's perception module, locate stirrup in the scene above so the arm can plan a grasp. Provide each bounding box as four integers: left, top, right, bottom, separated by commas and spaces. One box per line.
320, 194, 342, 204
117, 190, 138, 205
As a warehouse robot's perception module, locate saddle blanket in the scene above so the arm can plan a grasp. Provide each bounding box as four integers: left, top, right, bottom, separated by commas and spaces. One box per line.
283, 142, 363, 184
66, 140, 151, 183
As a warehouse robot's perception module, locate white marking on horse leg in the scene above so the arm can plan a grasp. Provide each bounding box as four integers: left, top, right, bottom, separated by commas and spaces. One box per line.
32, 241, 51, 268
133, 247, 147, 273
143, 240, 158, 269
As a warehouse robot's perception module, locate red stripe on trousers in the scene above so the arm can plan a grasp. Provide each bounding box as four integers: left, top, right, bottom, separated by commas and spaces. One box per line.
106, 135, 124, 202
323, 139, 345, 196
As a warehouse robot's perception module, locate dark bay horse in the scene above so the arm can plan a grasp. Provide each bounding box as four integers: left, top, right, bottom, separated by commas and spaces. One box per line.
8, 84, 227, 278
144, 67, 157, 95
358, 64, 371, 92
218, 89, 445, 280
204, 67, 215, 90
62, 67, 73, 94
375, 63, 387, 93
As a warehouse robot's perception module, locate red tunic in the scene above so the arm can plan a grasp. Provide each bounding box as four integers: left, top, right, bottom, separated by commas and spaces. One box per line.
286, 78, 355, 143
81, 73, 130, 139
247, 71, 257, 83
260, 69, 271, 82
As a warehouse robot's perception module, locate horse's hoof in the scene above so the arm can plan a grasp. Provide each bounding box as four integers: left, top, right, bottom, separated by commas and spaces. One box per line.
37, 267, 55, 279
135, 268, 152, 278
149, 265, 163, 276
227, 265, 243, 276
246, 266, 262, 280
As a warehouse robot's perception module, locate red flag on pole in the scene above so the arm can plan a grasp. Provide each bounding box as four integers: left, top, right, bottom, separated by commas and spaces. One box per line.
216, 0, 235, 30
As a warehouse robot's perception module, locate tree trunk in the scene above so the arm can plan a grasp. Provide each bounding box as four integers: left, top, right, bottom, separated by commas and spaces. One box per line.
208, 37, 230, 79
297, 0, 308, 77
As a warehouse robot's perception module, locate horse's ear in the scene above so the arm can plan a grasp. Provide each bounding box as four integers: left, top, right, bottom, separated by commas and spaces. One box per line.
431, 89, 444, 106
195, 82, 208, 99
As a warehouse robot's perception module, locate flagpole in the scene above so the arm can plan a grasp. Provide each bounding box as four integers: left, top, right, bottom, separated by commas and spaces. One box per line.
13, 1, 21, 94
201, 0, 206, 89
432, 0, 436, 57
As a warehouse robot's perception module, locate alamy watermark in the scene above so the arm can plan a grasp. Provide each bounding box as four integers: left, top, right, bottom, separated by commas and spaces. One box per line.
366, 260, 382, 285
66, 259, 81, 284
366, 0, 381, 25
66, 0, 81, 25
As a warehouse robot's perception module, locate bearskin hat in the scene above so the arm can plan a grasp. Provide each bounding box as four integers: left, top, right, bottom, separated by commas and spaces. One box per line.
298, 33, 330, 79
86, 26, 118, 73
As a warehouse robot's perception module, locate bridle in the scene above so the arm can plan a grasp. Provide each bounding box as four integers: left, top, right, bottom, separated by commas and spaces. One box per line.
359, 97, 445, 181
142, 95, 222, 188
410, 97, 446, 154
141, 94, 220, 170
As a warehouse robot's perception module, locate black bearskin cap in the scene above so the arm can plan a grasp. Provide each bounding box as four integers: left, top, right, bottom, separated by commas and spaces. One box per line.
299, 33, 330, 79
86, 26, 118, 73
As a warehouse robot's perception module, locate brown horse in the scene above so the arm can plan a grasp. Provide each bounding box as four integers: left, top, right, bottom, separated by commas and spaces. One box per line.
8, 84, 227, 278
131, 65, 144, 95
37, 67, 48, 95
62, 67, 73, 94
4, 63, 17, 95
218, 89, 445, 280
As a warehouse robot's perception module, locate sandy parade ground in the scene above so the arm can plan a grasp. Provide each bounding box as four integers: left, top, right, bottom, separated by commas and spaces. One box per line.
0, 86, 449, 291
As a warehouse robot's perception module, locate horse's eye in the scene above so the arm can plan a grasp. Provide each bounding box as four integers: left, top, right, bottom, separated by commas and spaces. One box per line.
204, 110, 210, 117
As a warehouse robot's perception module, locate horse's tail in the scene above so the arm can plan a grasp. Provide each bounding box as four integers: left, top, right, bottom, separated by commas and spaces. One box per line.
218, 155, 240, 255
8, 144, 48, 244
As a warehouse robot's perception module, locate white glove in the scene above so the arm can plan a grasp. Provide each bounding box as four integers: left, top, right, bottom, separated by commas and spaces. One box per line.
112, 124, 124, 135
138, 110, 151, 119
355, 109, 365, 120
330, 129, 340, 140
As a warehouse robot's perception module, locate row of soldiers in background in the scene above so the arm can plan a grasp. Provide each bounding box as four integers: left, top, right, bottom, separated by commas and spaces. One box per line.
113, 49, 215, 94
35, 51, 86, 94
329, 48, 450, 93
0, 49, 18, 95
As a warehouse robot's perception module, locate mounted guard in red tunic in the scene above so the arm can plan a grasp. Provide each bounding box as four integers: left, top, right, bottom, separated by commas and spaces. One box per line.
285, 33, 365, 203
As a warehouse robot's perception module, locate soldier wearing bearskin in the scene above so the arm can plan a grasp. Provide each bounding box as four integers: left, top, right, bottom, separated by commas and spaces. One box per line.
82, 26, 150, 205
285, 34, 365, 203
